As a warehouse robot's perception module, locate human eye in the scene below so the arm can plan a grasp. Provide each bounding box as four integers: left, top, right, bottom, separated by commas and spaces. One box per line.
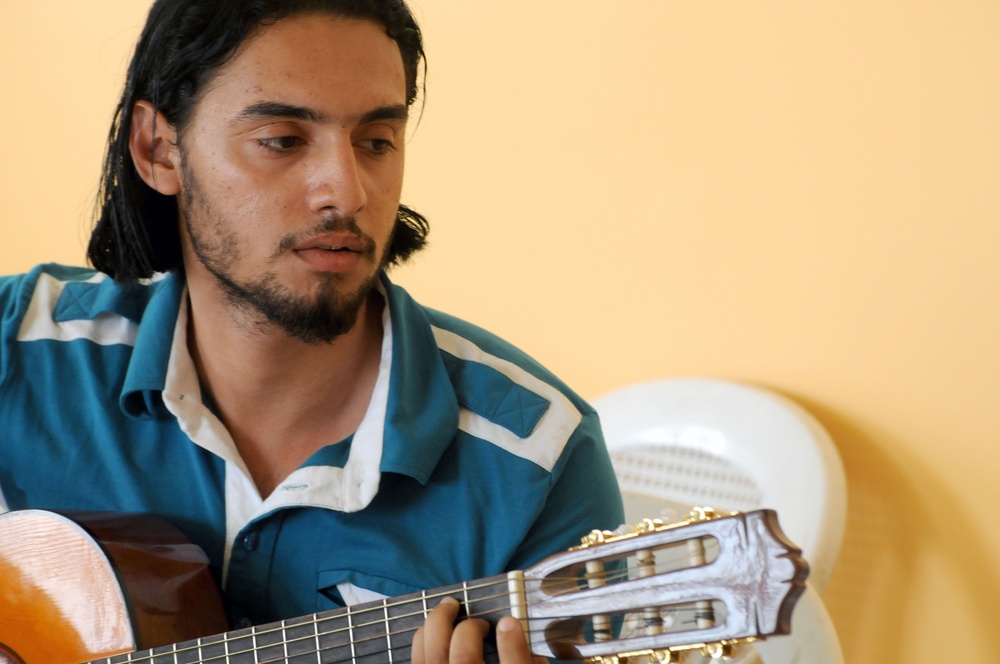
356, 137, 396, 156
354, 121, 402, 157
257, 135, 305, 152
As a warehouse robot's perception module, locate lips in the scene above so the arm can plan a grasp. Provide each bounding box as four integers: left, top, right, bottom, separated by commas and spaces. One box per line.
291, 232, 373, 273
293, 232, 369, 254
301, 245, 357, 256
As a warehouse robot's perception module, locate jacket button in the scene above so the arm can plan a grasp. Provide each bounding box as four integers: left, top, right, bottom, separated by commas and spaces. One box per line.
242, 531, 259, 552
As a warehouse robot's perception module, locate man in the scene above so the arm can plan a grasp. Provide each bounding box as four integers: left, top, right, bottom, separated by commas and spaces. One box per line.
0, 1, 624, 662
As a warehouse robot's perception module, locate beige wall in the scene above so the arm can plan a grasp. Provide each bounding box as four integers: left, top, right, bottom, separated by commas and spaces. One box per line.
3, 1, 999, 660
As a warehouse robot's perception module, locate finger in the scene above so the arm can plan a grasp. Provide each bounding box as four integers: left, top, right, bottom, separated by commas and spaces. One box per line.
449, 618, 490, 664
414, 597, 462, 664
496, 616, 542, 664
413, 623, 425, 664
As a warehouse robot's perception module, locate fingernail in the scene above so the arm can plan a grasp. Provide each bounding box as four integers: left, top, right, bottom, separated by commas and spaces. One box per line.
497, 616, 518, 632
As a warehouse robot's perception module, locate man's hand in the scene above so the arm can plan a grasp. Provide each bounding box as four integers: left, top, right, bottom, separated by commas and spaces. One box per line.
411, 597, 547, 664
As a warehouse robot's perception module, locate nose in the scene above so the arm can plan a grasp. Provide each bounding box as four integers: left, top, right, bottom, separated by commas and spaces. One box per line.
305, 142, 368, 218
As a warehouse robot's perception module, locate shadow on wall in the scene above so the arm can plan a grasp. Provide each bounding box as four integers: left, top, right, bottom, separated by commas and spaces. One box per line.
789, 396, 1000, 662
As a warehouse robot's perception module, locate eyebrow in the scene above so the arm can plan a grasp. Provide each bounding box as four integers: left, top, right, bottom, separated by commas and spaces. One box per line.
231, 101, 409, 125
358, 104, 409, 124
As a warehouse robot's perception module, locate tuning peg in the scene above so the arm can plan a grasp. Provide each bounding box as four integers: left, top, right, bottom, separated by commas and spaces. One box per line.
632, 518, 666, 534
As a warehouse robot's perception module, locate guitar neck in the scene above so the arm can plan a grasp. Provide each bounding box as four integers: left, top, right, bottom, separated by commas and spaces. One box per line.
89, 574, 514, 664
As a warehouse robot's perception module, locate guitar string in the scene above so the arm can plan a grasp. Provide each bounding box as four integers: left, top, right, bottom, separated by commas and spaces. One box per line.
103, 600, 708, 663
113, 580, 525, 663
103, 548, 718, 664
93, 577, 513, 664
118, 560, 717, 664
97, 561, 710, 664
133, 598, 709, 664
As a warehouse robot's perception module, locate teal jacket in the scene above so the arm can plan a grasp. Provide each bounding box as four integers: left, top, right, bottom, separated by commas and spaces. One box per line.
0, 264, 623, 627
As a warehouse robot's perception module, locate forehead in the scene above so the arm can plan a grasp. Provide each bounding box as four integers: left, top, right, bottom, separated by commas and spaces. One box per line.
196, 14, 407, 119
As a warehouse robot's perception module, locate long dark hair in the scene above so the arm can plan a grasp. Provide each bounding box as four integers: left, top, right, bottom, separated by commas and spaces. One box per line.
88, 0, 428, 283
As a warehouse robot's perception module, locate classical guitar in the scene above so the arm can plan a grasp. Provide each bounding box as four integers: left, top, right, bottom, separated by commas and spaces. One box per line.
0, 508, 807, 664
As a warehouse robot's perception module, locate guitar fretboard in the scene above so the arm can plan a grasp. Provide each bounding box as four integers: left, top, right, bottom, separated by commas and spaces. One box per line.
90, 574, 513, 664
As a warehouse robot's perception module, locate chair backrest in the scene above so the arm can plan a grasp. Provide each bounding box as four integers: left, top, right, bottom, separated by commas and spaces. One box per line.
593, 377, 846, 591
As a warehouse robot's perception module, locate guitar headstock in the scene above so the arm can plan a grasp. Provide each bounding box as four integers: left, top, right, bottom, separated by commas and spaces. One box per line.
518, 509, 808, 662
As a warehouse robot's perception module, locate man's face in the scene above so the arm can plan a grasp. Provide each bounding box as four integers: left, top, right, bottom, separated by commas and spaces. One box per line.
175, 14, 408, 343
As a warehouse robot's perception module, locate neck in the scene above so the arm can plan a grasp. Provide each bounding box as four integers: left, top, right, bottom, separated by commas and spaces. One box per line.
183, 271, 386, 497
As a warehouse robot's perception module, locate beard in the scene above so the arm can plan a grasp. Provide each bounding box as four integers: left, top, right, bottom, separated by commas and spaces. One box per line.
179, 161, 389, 345
200, 263, 379, 345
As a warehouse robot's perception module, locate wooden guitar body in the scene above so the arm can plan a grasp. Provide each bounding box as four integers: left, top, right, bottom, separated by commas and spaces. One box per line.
0, 510, 227, 664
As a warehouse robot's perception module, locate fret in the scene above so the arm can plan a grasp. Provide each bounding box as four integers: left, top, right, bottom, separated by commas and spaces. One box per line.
348, 604, 358, 664
383, 601, 394, 664
386, 589, 425, 664
195, 633, 227, 663
465, 575, 515, 621
283, 613, 324, 663
171, 639, 199, 664
173, 638, 200, 664
223, 623, 258, 664
314, 609, 355, 664
148, 643, 181, 664
350, 600, 396, 664
462, 576, 514, 664
246, 619, 290, 663
314, 616, 322, 664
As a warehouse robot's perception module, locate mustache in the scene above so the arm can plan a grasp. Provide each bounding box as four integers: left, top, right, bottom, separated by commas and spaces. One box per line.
275, 216, 376, 255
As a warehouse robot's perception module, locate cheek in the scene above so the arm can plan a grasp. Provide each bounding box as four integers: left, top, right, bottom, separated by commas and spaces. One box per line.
370, 163, 405, 210
187, 128, 273, 192
373, 181, 403, 237
193, 157, 288, 230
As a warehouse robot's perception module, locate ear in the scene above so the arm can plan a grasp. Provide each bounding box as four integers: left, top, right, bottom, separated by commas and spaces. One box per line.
129, 101, 181, 195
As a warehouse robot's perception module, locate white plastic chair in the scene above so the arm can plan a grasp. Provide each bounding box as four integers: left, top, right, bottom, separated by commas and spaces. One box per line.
593, 378, 846, 664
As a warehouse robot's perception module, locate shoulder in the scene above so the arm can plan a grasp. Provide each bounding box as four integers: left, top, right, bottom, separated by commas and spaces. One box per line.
384, 278, 589, 408
0, 263, 178, 346
0, 263, 95, 309
0, 264, 105, 341
384, 278, 599, 473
